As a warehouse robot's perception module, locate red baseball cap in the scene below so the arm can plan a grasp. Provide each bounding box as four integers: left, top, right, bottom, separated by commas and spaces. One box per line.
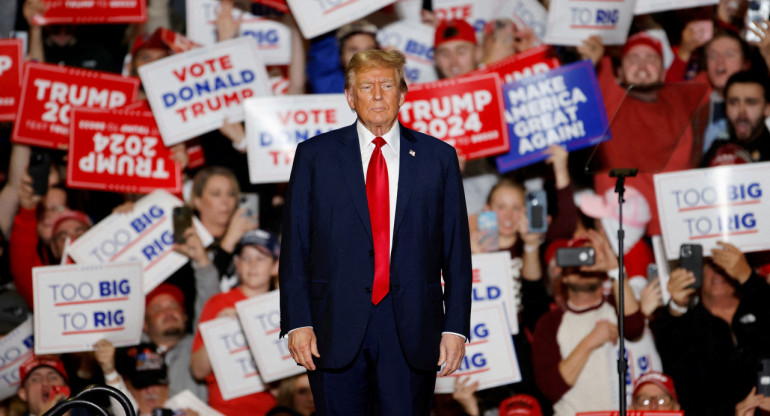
19, 355, 68, 386
145, 283, 185, 308
708, 143, 753, 167
52, 210, 92, 236
622, 32, 663, 58
435, 19, 477, 48
499, 394, 543, 416
633, 371, 678, 401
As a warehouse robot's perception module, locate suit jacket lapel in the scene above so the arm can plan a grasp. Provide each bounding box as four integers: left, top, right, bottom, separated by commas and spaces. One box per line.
394, 125, 418, 237
338, 123, 373, 241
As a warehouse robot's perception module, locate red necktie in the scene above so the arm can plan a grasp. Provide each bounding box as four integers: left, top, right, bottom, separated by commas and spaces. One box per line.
367, 137, 390, 305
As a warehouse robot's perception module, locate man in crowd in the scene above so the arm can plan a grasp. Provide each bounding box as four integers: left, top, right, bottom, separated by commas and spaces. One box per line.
17, 355, 71, 416
629, 371, 681, 411
434, 19, 479, 79
307, 20, 378, 93
532, 230, 644, 415
651, 241, 770, 415
703, 70, 770, 164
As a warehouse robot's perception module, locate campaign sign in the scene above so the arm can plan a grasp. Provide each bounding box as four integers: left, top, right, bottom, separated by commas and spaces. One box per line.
434, 302, 521, 394
399, 73, 509, 160
244, 94, 356, 184
67, 190, 206, 293
470, 45, 560, 84
377, 20, 438, 84
433, 0, 495, 33
577, 412, 683, 416
32, 262, 143, 354
13, 63, 139, 149
495, 60, 610, 173
236, 291, 304, 383
543, 0, 635, 46
498, 0, 548, 40
286, 0, 395, 39
635, 0, 718, 15
0, 39, 24, 121
165, 390, 225, 416
139, 37, 272, 146
67, 107, 181, 194
186, 0, 291, 65
653, 162, 770, 260
35, 0, 146, 24
198, 317, 266, 400
471, 252, 518, 335
0, 318, 33, 401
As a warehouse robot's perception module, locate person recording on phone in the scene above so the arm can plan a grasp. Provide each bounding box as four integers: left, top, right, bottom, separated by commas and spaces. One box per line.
531, 230, 643, 416
650, 241, 770, 415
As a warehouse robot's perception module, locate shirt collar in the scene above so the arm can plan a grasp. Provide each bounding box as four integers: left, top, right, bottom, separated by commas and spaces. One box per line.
357, 120, 400, 155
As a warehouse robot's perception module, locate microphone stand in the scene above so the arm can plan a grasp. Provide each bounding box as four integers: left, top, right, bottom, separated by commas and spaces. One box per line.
610, 168, 637, 416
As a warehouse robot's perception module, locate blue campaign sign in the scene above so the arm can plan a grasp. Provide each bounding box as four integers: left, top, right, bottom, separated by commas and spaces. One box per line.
495, 59, 610, 173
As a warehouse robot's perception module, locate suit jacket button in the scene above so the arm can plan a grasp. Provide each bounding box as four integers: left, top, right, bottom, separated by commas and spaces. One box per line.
365, 287, 372, 293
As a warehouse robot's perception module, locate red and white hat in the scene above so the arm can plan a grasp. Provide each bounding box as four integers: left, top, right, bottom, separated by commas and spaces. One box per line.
18, 355, 68, 385
633, 371, 678, 401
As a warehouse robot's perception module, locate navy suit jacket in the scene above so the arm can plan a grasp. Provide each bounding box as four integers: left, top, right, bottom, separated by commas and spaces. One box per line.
279, 122, 472, 371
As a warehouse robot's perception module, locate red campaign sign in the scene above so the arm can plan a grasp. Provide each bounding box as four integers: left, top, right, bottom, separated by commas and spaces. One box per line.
158, 28, 201, 53
67, 107, 181, 194
35, 0, 147, 24
398, 73, 510, 160
470, 45, 560, 84
252, 0, 289, 13
0, 39, 24, 121
12, 63, 139, 149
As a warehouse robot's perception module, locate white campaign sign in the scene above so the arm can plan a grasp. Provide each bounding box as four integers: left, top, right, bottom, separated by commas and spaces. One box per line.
286, 0, 396, 39
186, 0, 291, 65
67, 190, 212, 293
471, 252, 518, 335
498, 0, 548, 40
433, 0, 496, 33
245, 94, 356, 184
635, 0, 718, 15
199, 317, 266, 400
378, 20, 438, 84
165, 390, 225, 416
139, 37, 272, 146
236, 291, 303, 383
394, 0, 422, 22
434, 302, 521, 393
0, 318, 33, 401
32, 262, 144, 354
654, 162, 770, 260
544, 0, 636, 46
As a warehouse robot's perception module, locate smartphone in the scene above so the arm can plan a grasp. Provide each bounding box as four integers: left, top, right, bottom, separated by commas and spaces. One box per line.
172, 206, 193, 244
526, 190, 548, 234
556, 247, 595, 268
239, 192, 259, 219
745, 0, 770, 42
28, 149, 51, 196
679, 243, 703, 289
49, 385, 70, 398
759, 359, 770, 396
152, 408, 174, 416
647, 263, 659, 281
421, 0, 432, 11
477, 211, 499, 252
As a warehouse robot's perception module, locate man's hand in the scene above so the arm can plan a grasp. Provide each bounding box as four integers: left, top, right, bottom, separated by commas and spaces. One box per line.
640, 279, 663, 317
438, 334, 466, 377
289, 327, 319, 371
93, 339, 116, 375
712, 241, 752, 284
585, 320, 618, 349
667, 268, 696, 315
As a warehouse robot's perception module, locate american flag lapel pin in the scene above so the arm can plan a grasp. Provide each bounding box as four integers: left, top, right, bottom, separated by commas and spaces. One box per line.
409, 149, 415, 157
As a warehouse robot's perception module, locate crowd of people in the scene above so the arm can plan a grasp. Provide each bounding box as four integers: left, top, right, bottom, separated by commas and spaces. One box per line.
1, 0, 770, 415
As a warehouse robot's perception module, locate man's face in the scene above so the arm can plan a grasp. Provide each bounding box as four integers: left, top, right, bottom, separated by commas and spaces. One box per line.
37, 188, 67, 244
631, 384, 679, 410
562, 271, 603, 295
126, 383, 169, 416
345, 66, 405, 133
340, 34, 377, 69
706, 37, 747, 93
702, 263, 736, 300
235, 246, 276, 294
144, 294, 186, 344
620, 44, 664, 87
434, 40, 477, 79
18, 367, 67, 416
726, 82, 770, 142
51, 219, 88, 260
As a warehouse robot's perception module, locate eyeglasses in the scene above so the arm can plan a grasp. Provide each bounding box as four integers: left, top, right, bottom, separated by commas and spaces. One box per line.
633, 394, 673, 409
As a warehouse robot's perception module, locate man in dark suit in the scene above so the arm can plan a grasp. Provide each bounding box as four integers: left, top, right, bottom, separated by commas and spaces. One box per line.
279, 49, 472, 415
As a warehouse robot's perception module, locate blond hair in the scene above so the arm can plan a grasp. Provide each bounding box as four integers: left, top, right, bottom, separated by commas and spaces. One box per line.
344, 49, 408, 93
